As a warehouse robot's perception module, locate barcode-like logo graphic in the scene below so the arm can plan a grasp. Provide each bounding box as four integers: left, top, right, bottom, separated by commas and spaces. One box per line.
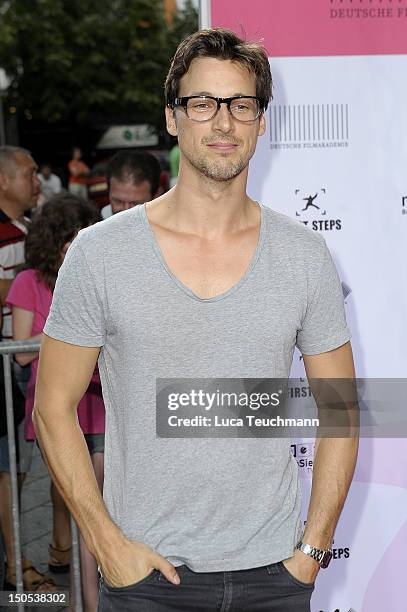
269, 104, 349, 150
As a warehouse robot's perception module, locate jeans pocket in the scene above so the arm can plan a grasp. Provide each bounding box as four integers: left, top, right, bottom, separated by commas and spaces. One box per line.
158, 564, 190, 583
278, 561, 315, 590
103, 569, 158, 592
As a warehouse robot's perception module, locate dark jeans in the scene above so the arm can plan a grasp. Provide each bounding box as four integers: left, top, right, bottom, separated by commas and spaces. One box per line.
98, 561, 314, 611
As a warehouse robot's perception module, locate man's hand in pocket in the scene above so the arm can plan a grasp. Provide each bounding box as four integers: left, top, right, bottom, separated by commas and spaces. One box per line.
100, 537, 180, 588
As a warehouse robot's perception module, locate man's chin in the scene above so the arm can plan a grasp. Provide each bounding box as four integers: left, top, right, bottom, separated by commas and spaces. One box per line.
201, 163, 247, 182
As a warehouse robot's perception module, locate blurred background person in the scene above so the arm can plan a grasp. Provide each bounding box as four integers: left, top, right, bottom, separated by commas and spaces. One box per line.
6, 194, 105, 605
101, 150, 162, 218
0, 147, 40, 323
37, 163, 62, 204
0, 146, 43, 592
67, 147, 90, 199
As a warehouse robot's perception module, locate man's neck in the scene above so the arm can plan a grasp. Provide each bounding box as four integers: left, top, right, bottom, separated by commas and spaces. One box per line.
151, 164, 257, 238
0, 198, 24, 222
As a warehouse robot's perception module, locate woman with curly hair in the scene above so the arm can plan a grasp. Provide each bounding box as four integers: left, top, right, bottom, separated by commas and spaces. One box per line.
6, 193, 104, 608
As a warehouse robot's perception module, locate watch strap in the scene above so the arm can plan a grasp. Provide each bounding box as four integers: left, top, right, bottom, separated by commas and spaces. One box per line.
295, 540, 333, 568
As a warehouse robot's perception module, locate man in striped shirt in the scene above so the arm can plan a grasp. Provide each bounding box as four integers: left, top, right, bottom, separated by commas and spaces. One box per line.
0, 146, 40, 339
0, 146, 41, 591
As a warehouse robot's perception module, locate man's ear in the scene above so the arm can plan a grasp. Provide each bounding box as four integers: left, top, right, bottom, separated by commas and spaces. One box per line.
0, 172, 10, 192
165, 106, 178, 137
258, 112, 266, 137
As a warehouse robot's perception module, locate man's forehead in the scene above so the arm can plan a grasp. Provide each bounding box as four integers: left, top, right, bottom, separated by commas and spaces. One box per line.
0, 152, 35, 177
15, 152, 37, 171
110, 177, 152, 196
179, 57, 256, 95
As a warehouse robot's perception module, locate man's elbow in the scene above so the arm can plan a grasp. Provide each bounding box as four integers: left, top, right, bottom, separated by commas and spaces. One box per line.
32, 398, 52, 438
32, 394, 78, 438
32, 402, 43, 437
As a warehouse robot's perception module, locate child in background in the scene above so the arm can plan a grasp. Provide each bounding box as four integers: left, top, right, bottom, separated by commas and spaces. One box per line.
6, 194, 105, 608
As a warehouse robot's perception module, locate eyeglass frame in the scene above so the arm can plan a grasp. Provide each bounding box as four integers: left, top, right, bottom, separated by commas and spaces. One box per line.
170, 95, 266, 122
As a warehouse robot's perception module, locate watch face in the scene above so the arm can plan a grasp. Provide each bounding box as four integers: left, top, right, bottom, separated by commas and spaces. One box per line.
320, 550, 333, 569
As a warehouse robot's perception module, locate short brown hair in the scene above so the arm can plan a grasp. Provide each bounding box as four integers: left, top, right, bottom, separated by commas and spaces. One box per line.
165, 28, 273, 110
106, 150, 161, 196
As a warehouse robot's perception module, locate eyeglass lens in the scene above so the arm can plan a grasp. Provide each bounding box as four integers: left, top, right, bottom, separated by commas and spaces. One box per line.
186, 97, 259, 121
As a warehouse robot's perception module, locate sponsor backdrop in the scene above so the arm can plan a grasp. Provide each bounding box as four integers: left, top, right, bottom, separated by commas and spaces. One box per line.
204, 1, 407, 610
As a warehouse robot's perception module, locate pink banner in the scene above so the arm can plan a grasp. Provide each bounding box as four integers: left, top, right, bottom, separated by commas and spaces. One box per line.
211, 0, 407, 56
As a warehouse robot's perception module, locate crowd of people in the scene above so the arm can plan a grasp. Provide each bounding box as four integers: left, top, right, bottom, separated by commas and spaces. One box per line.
0, 144, 167, 609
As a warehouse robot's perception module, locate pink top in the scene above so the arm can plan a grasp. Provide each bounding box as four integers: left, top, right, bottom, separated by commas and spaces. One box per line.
6, 269, 105, 440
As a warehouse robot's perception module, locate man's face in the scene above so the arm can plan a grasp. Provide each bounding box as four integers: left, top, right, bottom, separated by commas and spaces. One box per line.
1, 152, 40, 212
41, 166, 51, 179
109, 177, 153, 214
166, 57, 266, 182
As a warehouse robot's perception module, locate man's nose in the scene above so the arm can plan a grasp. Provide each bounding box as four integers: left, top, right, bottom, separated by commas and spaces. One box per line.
212, 102, 233, 132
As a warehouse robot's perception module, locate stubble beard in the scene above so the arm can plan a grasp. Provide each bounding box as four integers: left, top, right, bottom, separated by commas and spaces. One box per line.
187, 150, 249, 182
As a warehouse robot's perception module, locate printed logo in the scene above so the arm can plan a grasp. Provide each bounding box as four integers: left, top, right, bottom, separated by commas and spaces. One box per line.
270, 104, 349, 150
290, 442, 315, 473
289, 380, 311, 398
329, 0, 407, 20
402, 196, 407, 215
294, 188, 342, 232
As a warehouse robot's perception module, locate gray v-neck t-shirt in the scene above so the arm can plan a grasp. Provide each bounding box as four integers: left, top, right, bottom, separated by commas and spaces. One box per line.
44, 203, 351, 572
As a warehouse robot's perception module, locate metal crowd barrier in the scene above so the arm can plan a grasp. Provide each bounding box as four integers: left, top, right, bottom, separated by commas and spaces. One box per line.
0, 339, 82, 611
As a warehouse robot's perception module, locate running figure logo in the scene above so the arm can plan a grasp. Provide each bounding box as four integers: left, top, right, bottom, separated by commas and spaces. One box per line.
302, 193, 319, 211
295, 189, 327, 216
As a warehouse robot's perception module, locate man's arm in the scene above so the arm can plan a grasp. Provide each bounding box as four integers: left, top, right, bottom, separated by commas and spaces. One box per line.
34, 335, 180, 587
0, 278, 12, 306
284, 341, 359, 583
12, 306, 41, 365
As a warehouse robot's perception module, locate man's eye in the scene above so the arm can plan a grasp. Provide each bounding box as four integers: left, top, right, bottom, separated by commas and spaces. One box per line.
193, 103, 210, 110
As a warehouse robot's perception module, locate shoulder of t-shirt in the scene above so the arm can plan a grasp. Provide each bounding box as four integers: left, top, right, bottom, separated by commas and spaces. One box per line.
263, 206, 326, 250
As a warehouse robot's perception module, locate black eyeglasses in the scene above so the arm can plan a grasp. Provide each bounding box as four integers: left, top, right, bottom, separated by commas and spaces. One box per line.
171, 96, 265, 122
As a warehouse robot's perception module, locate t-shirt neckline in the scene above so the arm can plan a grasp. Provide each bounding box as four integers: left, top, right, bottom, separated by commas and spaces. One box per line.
139, 201, 267, 304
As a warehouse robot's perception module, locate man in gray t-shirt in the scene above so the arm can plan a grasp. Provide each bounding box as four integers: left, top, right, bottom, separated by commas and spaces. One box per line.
35, 29, 358, 612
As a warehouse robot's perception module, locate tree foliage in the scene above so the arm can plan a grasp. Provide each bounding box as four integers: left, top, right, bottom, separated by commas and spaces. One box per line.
168, 0, 200, 59
0, 0, 198, 130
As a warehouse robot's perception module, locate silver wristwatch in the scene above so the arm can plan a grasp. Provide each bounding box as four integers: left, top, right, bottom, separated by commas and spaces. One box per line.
295, 540, 333, 569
